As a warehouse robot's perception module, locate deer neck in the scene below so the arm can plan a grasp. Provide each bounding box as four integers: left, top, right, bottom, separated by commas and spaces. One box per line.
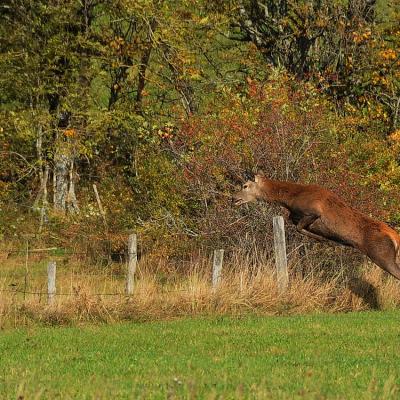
259, 178, 295, 207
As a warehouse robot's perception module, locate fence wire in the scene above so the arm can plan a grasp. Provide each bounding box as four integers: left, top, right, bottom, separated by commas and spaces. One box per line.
3, 249, 127, 256
0, 287, 196, 297
1, 230, 283, 303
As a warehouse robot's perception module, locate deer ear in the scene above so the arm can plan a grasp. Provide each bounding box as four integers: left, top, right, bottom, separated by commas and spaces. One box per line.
255, 170, 265, 183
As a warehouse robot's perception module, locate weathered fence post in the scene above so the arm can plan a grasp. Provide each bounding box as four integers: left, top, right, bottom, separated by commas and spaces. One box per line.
212, 249, 224, 288
273, 216, 288, 293
126, 233, 137, 295
47, 261, 56, 305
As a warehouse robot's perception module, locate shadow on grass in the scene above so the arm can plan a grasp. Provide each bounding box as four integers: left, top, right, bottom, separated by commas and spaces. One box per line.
348, 277, 380, 310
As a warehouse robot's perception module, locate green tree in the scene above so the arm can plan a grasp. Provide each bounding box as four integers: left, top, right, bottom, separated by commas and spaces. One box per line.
229, 0, 399, 130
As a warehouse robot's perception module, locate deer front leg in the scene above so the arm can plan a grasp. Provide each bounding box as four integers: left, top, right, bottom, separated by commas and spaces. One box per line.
296, 215, 319, 231
295, 215, 331, 243
299, 228, 331, 243
295, 215, 351, 246
288, 213, 332, 243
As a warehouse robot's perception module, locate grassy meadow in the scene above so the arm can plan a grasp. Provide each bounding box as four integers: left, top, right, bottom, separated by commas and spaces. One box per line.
1, 311, 400, 399
1, 253, 400, 399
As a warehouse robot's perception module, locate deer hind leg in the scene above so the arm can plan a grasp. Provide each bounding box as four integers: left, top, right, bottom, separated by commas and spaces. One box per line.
389, 239, 400, 281
395, 241, 400, 266
367, 236, 400, 281
373, 257, 400, 281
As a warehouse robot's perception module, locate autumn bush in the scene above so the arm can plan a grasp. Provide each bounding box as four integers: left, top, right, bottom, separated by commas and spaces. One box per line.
167, 74, 386, 251
83, 73, 385, 279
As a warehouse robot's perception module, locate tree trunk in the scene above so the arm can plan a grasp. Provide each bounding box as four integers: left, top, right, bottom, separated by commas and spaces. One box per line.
66, 159, 79, 213
135, 18, 158, 114
39, 165, 49, 232
34, 126, 47, 209
53, 148, 70, 212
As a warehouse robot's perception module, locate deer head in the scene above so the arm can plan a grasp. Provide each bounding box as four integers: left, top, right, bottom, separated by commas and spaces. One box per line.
233, 175, 264, 206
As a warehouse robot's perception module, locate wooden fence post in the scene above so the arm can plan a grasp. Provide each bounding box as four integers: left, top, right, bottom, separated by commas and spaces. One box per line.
212, 249, 224, 288
126, 233, 137, 295
273, 216, 288, 293
47, 261, 56, 305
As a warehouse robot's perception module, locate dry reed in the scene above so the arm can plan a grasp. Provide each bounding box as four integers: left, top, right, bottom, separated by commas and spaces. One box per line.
1, 252, 399, 328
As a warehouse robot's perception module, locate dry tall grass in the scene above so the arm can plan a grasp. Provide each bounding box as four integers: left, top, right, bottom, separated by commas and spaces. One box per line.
1, 250, 399, 328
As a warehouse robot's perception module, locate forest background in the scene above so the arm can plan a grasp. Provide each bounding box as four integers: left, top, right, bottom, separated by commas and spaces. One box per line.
1, 0, 399, 269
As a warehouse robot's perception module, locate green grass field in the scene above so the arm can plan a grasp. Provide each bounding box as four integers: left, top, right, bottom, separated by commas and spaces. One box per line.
1, 311, 399, 399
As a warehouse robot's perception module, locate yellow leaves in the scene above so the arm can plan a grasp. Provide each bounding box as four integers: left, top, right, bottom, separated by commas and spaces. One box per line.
379, 48, 397, 61
315, 16, 328, 29
363, 29, 372, 40
389, 129, 400, 143
374, 105, 388, 121
181, 55, 195, 65
186, 67, 202, 80
352, 28, 371, 44
344, 102, 356, 113
345, 56, 353, 71
199, 16, 209, 25
109, 36, 125, 50
157, 123, 174, 140
189, 72, 201, 81
371, 72, 388, 86
63, 128, 77, 138
357, 95, 370, 106
371, 73, 379, 85
157, 129, 173, 139
382, 160, 400, 191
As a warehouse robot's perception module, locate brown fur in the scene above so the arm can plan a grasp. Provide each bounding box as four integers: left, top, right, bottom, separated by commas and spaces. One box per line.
233, 175, 400, 281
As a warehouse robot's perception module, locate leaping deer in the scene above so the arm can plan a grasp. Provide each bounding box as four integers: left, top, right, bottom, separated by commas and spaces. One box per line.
233, 175, 400, 281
